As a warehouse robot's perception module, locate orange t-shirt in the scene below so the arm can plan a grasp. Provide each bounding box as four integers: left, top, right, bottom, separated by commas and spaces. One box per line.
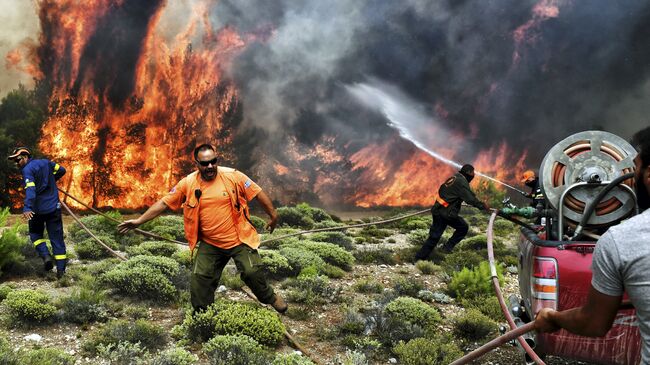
162, 170, 262, 249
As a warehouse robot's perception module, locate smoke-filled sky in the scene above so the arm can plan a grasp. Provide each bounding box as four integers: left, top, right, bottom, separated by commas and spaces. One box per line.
2, 0, 649, 173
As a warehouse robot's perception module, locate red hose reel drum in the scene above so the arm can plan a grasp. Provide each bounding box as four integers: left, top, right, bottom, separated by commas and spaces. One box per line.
539, 131, 637, 228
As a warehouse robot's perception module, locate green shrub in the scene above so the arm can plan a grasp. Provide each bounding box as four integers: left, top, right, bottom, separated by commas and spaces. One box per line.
172, 249, 192, 267
0, 208, 27, 276
260, 229, 301, 249
415, 260, 441, 275
353, 248, 396, 265
19, 347, 75, 365
175, 299, 286, 346
296, 202, 332, 222
250, 215, 267, 233
453, 308, 497, 340
0, 284, 13, 301
273, 353, 316, 365
313, 220, 346, 229
122, 304, 150, 320
74, 235, 118, 260
385, 297, 441, 332
96, 341, 147, 365
441, 249, 484, 275
357, 225, 392, 239
127, 241, 179, 257
68, 214, 117, 242
151, 347, 198, 365
338, 308, 366, 335
282, 241, 355, 270
279, 246, 325, 275
493, 219, 516, 236
100, 255, 181, 301
285, 306, 310, 321
140, 215, 185, 241
393, 277, 425, 297
353, 278, 384, 294
203, 335, 270, 365
321, 264, 346, 278
0, 336, 18, 364
260, 250, 293, 279
220, 267, 245, 290
460, 295, 503, 321
3, 289, 56, 323
307, 231, 354, 251
284, 274, 341, 305
83, 319, 166, 354
333, 350, 369, 365
60, 287, 108, 324
406, 229, 429, 246
448, 261, 503, 299
277, 207, 314, 229
114, 231, 145, 249
456, 234, 504, 251
393, 337, 463, 365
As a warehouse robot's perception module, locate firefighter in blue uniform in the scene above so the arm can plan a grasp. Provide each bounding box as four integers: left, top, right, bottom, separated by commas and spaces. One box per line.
8, 147, 68, 278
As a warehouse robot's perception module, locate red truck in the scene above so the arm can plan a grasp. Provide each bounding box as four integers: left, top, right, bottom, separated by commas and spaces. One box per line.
510, 131, 642, 364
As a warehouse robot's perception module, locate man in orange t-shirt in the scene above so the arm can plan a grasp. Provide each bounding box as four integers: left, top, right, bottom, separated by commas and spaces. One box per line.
118, 144, 286, 313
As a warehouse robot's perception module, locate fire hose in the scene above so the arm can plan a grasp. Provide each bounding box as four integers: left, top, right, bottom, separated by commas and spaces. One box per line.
450, 210, 545, 364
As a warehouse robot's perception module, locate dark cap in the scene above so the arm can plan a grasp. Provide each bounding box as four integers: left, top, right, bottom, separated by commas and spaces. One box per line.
459, 164, 474, 174
7, 147, 31, 160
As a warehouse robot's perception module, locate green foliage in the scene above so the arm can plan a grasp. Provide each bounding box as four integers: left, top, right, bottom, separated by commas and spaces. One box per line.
282, 241, 355, 270
353, 248, 396, 265
140, 215, 185, 241
127, 241, 179, 257
259, 249, 293, 279
474, 181, 506, 209
74, 235, 118, 260
296, 202, 332, 222
493, 219, 517, 236
273, 353, 316, 365
0, 283, 13, 301
321, 263, 346, 278
456, 234, 503, 251
392, 216, 432, 233
172, 249, 192, 267
406, 228, 429, 246
150, 347, 199, 365
448, 261, 503, 299
307, 231, 354, 251
441, 249, 484, 275
260, 228, 301, 249
175, 299, 286, 346
203, 335, 270, 365
453, 308, 497, 340
96, 341, 148, 365
0, 208, 27, 276
0, 336, 18, 364
122, 304, 150, 320
3, 289, 56, 323
277, 207, 315, 229
19, 347, 75, 365
385, 297, 441, 332
460, 295, 503, 321
284, 274, 341, 305
279, 246, 326, 275
338, 308, 366, 335
220, 267, 245, 290
250, 215, 267, 233
393, 337, 463, 365
59, 287, 108, 324
415, 260, 441, 275
357, 225, 393, 239
353, 278, 384, 294
68, 215, 117, 243
83, 319, 166, 354
100, 255, 181, 301
392, 277, 425, 297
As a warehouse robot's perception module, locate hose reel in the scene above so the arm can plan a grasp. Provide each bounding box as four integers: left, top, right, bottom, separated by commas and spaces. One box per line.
539, 131, 637, 233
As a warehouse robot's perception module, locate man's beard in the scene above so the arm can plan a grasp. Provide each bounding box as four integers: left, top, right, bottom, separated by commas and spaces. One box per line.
636, 169, 650, 212
201, 168, 217, 181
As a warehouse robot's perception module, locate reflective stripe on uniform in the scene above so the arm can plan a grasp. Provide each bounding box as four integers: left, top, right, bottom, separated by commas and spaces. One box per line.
54, 254, 66, 260
25, 182, 36, 188
53, 163, 60, 174
33, 238, 49, 247
436, 196, 449, 207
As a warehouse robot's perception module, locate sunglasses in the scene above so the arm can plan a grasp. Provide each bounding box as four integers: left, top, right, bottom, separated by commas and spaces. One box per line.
197, 158, 218, 167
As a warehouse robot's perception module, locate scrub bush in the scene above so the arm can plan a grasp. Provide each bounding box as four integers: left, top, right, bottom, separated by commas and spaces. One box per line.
393, 337, 463, 365
353, 248, 396, 265
284, 274, 342, 305
406, 229, 429, 246
60, 287, 108, 324
19, 347, 75, 365
96, 341, 147, 365
0, 337, 18, 364
453, 308, 497, 340
3, 289, 56, 323
0, 284, 13, 301
357, 225, 393, 239
321, 264, 346, 278
219, 267, 245, 290
261, 229, 301, 249
392, 277, 425, 298
460, 295, 503, 321
279, 246, 326, 275
273, 353, 316, 365
127, 241, 178, 257
338, 308, 366, 335
296, 202, 332, 222
415, 260, 441, 275
0, 208, 27, 276
100, 255, 181, 301
203, 335, 270, 365
282, 241, 355, 270
307, 231, 354, 251
456, 234, 504, 251
353, 278, 384, 294
74, 235, 118, 260
441, 249, 484, 275
260, 250, 293, 279
385, 297, 441, 332
277, 207, 315, 229
313, 220, 346, 229
140, 215, 185, 241
172, 249, 192, 267
68, 214, 116, 242
174, 299, 285, 346
448, 261, 503, 299
150, 347, 198, 365
493, 219, 516, 236
250, 215, 267, 232
83, 319, 166, 354
122, 304, 150, 320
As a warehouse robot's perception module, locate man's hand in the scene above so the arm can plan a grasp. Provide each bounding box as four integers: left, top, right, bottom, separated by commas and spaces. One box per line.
23, 211, 34, 220
521, 191, 532, 198
535, 308, 561, 333
265, 214, 278, 233
117, 219, 141, 234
